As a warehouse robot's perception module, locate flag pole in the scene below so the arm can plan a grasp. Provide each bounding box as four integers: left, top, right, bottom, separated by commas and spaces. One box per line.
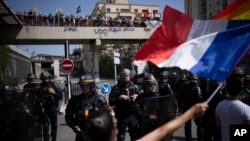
206, 82, 224, 103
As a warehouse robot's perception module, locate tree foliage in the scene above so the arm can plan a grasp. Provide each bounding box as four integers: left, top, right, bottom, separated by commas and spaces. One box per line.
0, 45, 10, 80
0, 45, 18, 86
72, 48, 81, 56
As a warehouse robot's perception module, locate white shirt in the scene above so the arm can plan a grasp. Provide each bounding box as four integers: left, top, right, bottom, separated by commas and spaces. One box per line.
216, 100, 250, 141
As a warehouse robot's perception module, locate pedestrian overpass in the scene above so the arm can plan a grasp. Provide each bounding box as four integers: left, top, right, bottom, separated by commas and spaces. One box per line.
0, 0, 157, 86
0, 26, 154, 45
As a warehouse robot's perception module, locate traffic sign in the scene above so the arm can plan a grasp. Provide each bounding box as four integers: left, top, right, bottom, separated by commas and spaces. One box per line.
100, 83, 111, 95
114, 57, 120, 64
113, 52, 120, 57
61, 59, 74, 72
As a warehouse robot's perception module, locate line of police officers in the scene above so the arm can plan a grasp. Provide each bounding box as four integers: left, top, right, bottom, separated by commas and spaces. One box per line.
2, 67, 250, 141
64, 67, 250, 141
0, 71, 63, 141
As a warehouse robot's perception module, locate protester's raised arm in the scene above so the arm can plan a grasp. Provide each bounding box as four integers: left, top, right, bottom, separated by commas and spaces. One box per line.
138, 102, 208, 141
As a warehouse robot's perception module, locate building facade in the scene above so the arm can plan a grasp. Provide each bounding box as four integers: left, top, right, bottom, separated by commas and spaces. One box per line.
184, 0, 235, 19
92, 0, 160, 22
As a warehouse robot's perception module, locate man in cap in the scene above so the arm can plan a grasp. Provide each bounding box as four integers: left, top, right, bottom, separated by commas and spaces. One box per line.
65, 74, 108, 141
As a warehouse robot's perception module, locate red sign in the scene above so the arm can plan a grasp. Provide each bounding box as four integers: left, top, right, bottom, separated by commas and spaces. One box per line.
61, 59, 74, 72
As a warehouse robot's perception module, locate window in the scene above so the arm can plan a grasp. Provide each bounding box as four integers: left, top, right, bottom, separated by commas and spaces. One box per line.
116, 8, 119, 12
153, 10, 158, 13
121, 9, 130, 12
106, 8, 111, 12
134, 9, 138, 13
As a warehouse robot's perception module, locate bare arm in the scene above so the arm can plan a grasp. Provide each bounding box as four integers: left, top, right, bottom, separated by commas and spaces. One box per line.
138, 102, 208, 141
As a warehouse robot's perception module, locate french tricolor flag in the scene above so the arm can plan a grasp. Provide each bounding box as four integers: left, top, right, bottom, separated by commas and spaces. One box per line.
133, 6, 250, 82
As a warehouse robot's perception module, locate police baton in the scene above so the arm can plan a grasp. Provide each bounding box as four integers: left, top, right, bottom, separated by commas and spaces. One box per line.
206, 82, 224, 103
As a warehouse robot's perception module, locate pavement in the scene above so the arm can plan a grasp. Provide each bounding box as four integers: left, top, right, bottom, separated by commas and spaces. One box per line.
57, 102, 197, 141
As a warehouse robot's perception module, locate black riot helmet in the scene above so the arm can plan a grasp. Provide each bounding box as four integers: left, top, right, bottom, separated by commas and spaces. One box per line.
119, 68, 131, 78
188, 73, 199, 80
0, 85, 17, 103
119, 68, 131, 83
188, 73, 199, 86
143, 73, 158, 94
159, 71, 169, 79
170, 72, 178, 79
26, 73, 36, 83
40, 71, 52, 80
29, 78, 42, 85
78, 74, 95, 87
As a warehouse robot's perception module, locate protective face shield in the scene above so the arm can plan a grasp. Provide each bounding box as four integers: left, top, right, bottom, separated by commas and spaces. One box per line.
78, 74, 95, 94
170, 72, 178, 79
143, 74, 158, 94
188, 74, 199, 85
119, 68, 131, 83
40, 71, 51, 82
159, 71, 169, 79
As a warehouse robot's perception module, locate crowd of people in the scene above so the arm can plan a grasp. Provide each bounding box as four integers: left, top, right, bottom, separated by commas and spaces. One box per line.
14, 10, 159, 27
1, 66, 250, 141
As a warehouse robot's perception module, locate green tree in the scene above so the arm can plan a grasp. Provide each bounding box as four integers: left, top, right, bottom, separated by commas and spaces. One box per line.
0, 45, 18, 86
0, 45, 10, 80
72, 48, 81, 56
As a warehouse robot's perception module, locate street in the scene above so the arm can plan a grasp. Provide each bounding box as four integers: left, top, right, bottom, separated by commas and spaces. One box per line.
57, 107, 198, 141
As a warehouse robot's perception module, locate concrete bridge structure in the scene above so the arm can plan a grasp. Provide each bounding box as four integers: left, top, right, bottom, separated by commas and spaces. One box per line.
0, 0, 156, 84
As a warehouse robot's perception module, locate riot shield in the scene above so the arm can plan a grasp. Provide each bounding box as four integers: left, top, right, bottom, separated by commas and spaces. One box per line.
0, 87, 17, 141
140, 95, 177, 141
15, 88, 43, 141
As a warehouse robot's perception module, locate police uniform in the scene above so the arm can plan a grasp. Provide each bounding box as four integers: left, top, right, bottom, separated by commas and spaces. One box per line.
109, 68, 140, 141
15, 74, 43, 141
178, 74, 203, 141
40, 71, 63, 141
0, 85, 17, 141
65, 74, 108, 141
158, 71, 173, 96
133, 74, 162, 137
200, 79, 225, 141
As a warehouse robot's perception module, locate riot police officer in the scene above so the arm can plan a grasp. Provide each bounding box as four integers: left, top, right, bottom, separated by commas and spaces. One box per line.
17, 75, 43, 141
0, 85, 17, 141
40, 71, 63, 141
23, 72, 40, 89
109, 68, 140, 141
65, 74, 108, 141
133, 73, 161, 137
178, 73, 203, 141
158, 70, 173, 96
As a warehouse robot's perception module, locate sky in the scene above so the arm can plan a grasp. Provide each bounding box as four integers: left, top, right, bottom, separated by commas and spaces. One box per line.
5, 0, 184, 56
